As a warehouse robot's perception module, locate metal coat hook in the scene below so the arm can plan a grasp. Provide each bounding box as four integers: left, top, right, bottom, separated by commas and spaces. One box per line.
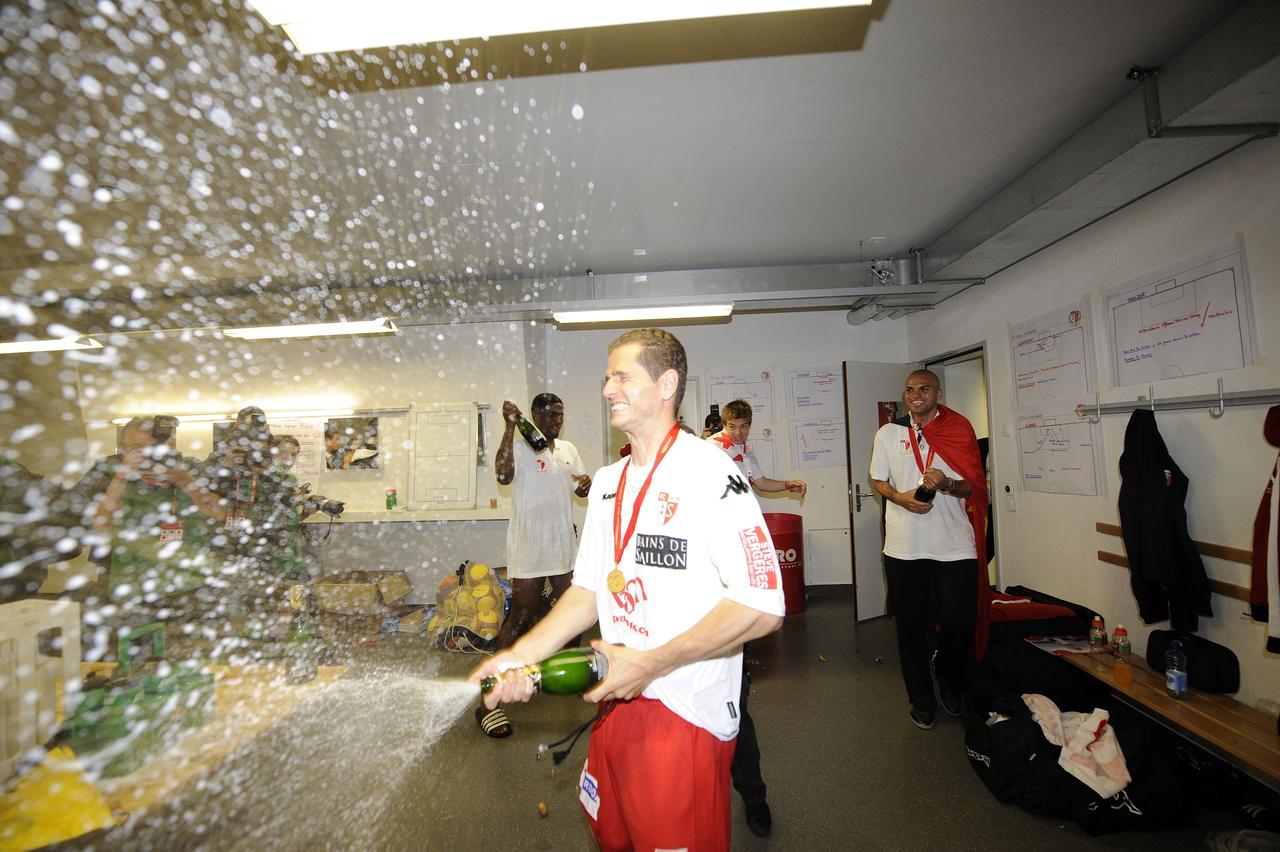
1076, 393, 1103, 425
1209, 377, 1225, 418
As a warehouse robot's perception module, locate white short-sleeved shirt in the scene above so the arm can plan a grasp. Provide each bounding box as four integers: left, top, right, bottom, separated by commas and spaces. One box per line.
869, 420, 976, 561
706, 432, 767, 485
573, 430, 786, 740
506, 438, 585, 579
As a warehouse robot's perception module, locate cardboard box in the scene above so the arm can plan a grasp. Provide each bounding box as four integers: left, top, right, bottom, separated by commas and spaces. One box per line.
317, 611, 383, 637
314, 571, 414, 615
395, 606, 429, 634
376, 573, 413, 606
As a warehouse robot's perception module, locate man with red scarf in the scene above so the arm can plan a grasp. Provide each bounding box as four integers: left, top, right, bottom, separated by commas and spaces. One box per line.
870, 369, 989, 731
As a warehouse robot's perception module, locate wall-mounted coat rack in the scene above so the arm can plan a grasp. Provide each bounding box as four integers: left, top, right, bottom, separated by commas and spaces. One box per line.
1076, 378, 1280, 424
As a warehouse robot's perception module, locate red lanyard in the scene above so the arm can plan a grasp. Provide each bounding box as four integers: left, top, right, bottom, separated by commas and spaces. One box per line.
231, 473, 258, 515
612, 424, 681, 567
907, 420, 936, 474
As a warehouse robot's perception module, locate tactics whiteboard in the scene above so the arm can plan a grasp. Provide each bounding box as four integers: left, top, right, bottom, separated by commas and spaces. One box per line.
1105, 242, 1256, 387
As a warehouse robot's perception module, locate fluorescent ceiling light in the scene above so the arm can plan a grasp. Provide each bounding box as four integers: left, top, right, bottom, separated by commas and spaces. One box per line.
109, 409, 356, 425
249, 1, 872, 55
552, 304, 733, 325
222, 318, 397, 340
0, 335, 102, 355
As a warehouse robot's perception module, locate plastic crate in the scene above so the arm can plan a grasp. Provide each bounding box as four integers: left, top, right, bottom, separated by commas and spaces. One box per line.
0, 600, 81, 781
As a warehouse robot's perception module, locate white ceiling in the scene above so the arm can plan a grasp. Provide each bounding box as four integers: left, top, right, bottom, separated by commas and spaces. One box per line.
0, 0, 1244, 332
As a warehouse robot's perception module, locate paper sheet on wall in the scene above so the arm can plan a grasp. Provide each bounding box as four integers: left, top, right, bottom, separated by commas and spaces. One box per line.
787, 366, 843, 421
790, 420, 846, 469
1105, 242, 1257, 387
1015, 407, 1105, 497
748, 436, 777, 478
271, 418, 325, 479
706, 369, 777, 437
1008, 300, 1096, 407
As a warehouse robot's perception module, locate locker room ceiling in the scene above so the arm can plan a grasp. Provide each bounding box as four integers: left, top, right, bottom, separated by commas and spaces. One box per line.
0, 0, 1256, 333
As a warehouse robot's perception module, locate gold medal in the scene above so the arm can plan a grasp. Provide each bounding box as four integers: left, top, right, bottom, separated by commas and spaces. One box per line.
607, 569, 626, 594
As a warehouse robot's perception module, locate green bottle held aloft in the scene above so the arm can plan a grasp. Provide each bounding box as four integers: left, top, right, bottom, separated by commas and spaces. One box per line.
513, 414, 548, 452
480, 647, 608, 695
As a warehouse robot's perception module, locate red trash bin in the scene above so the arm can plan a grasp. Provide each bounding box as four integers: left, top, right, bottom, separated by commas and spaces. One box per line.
763, 512, 805, 615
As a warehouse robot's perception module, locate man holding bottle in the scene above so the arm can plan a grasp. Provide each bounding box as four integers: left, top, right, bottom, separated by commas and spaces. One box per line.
473, 328, 785, 850
869, 369, 988, 731
476, 393, 590, 738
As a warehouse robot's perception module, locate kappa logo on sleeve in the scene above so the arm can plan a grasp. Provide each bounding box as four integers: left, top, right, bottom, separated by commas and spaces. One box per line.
738, 525, 779, 590
721, 475, 750, 499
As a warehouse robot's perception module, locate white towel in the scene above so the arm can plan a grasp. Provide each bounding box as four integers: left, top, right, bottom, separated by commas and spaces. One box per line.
1023, 693, 1132, 798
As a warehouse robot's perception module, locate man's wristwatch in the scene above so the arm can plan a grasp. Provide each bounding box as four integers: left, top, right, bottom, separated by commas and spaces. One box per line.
939, 477, 956, 494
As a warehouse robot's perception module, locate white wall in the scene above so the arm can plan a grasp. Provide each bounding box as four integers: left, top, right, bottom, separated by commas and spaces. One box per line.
546, 311, 911, 586
72, 322, 534, 511
907, 138, 1280, 709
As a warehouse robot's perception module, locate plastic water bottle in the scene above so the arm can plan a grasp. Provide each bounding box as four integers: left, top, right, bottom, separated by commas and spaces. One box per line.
1112, 625, 1131, 656
1165, 639, 1189, 699
1088, 615, 1108, 650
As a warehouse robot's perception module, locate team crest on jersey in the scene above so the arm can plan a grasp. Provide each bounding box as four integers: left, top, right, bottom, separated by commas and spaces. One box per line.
738, 525, 779, 590
537, 459, 548, 470
657, 491, 679, 524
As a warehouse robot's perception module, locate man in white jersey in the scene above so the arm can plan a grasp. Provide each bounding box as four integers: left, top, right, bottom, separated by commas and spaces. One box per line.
869, 369, 986, 732
705, 398, 805, 837
472, 328, 785, 851
476, 392, 590, 739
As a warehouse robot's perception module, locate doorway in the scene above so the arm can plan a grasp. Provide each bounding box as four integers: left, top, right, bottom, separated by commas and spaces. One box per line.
925, 346, 996, 587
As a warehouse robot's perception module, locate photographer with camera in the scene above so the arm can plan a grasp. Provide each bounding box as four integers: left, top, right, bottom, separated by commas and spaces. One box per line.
268, 434, 343, 579
82, 415, 226, 624
200, 419, 310, 635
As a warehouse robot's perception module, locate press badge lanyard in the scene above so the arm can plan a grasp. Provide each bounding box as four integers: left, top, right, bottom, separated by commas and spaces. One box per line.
146, 481, 185, 542
607, 423, 681, 595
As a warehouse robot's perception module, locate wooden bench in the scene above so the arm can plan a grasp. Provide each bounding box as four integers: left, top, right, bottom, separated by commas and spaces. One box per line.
1060, 651, 1280, 792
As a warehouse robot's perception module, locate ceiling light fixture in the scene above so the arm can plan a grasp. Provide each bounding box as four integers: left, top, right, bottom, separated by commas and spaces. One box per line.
222, 317, 398, 340
552, 303, 733, 326
248, 0, 872, 55
0, 335, 103, 355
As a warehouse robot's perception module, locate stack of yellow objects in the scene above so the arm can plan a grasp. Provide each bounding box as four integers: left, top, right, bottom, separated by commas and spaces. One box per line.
0, 747, 116, 850
428, 562, 507, 641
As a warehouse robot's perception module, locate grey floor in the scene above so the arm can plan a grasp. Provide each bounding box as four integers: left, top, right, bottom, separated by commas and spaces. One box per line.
78, 596, 1243, 851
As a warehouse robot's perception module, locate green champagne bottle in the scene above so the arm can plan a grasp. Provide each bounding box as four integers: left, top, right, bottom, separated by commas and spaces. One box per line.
480, 647, 608, 695
513, 414, 548, 452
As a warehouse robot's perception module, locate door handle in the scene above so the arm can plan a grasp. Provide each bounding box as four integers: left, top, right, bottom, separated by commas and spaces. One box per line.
854, 483, 865, 512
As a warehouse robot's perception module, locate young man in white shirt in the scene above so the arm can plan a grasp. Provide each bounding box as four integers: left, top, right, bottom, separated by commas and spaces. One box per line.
472, 328, 785, 850
705, 398, 805, 837
869, 370, 987, 731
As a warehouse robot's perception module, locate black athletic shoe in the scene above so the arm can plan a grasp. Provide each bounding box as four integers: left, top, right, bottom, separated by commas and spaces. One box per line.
939, 690, 962, 717
745, 801, 773, 837
909, 707, 935, 730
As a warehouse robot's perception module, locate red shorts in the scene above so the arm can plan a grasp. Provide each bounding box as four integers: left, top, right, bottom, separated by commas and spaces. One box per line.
579, 697, 735, 852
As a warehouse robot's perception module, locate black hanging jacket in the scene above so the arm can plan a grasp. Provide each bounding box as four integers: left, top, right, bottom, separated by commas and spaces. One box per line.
1116, 408, 1213, 630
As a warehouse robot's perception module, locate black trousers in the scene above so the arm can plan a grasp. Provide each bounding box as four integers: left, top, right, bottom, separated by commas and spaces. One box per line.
884, 555, 978, 713
731, 653, 767, 808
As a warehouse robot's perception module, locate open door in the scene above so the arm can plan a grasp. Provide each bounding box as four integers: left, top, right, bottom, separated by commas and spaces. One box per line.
843, 362, 911, 623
